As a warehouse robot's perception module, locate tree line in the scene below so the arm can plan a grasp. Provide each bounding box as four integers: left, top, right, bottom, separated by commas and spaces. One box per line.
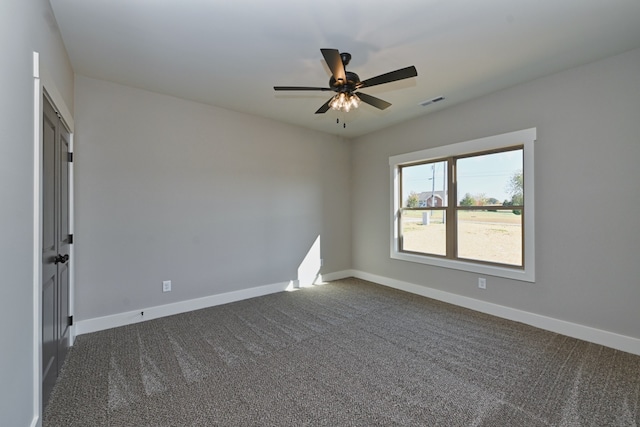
406, 170, 523, 214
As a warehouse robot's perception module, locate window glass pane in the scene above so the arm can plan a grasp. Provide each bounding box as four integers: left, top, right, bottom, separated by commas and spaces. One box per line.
457, 210, 522, 266
401, 210, 446, 256
401, 161, 448, 208
457, 149, 523, 208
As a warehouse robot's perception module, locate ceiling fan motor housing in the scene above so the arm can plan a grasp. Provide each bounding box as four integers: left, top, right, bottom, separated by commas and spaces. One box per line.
330, 71, 360, 93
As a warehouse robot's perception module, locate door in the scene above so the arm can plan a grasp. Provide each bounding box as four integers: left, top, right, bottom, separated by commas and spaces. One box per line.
42, 95, 72, 409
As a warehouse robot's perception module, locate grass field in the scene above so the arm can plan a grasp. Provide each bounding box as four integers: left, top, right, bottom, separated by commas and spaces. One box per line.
401, 209, 522, 266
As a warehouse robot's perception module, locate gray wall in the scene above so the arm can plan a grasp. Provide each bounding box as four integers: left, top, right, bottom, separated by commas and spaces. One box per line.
351, 48, 640, 339
73, 75, 351, 321
0, 0, 74, 425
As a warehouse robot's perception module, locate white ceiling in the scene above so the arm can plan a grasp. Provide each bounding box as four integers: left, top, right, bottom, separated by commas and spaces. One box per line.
50, 0, 640, 139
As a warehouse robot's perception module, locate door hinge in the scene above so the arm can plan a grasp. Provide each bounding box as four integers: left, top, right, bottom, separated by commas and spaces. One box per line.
68, 234, 74, 244
67, 152, 73, 163
68, 315, 73, 326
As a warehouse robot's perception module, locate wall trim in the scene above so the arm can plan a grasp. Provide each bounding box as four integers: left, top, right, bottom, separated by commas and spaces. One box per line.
76, 271, 355, 336
319, 270, 354, 282
350, 270, 640, 356
76, 280, 291, 336
75, 281, 294, 335
75, 268, 639, 356
32, 51, 42, 427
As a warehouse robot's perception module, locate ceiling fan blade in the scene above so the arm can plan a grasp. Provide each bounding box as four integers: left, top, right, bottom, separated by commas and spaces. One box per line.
315, 98, 332, 114
274, 86, 332, 91
320, 48, 346, 83
357, 92, 392, 110
358, 66, 418, 89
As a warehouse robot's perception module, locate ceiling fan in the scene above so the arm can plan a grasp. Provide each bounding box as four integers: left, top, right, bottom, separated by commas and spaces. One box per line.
274, 49, 418, 114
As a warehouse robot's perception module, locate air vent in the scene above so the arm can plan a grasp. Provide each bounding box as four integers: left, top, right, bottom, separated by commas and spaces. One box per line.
420, 96, 445, 107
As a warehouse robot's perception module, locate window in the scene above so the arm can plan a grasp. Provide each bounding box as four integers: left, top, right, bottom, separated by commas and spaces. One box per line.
390, 128, 535, 282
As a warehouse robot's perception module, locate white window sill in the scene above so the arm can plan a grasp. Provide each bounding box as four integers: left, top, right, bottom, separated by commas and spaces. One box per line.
390, 250, 535, 282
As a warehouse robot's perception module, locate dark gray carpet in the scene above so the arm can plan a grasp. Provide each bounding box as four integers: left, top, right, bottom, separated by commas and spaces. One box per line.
44, 278, 640, 426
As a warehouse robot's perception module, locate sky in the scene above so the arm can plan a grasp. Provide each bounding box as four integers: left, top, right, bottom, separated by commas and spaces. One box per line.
402, 148, 523, 204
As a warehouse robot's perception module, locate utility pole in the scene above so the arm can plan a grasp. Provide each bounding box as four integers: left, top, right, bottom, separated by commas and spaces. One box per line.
431, 164, 436, 217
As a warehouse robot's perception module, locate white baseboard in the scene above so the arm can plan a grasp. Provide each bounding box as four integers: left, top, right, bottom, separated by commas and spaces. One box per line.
319, 270, 354, 282
350, 270, 640, 356
74, 270, 640, 356
75, 271, 356, 337
75, 280, 294, 336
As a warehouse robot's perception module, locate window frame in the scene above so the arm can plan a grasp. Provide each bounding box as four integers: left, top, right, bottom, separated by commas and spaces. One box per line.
390, 128, 536, 282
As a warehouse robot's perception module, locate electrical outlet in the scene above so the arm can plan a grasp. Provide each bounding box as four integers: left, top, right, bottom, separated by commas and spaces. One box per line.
162, 280, 172, 292
320, 258, 324, 267
478, 278, 487, 289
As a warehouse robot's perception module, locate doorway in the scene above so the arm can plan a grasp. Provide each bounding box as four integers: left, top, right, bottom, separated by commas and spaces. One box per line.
41, 94, 72, 409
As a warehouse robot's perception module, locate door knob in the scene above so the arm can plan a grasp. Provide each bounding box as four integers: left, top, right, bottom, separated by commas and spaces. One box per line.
54, 254, 69, 264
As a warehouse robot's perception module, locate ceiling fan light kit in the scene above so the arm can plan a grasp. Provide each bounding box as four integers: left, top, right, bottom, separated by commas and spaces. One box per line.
274, 48, 418, 115
329, 93, 360, 112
